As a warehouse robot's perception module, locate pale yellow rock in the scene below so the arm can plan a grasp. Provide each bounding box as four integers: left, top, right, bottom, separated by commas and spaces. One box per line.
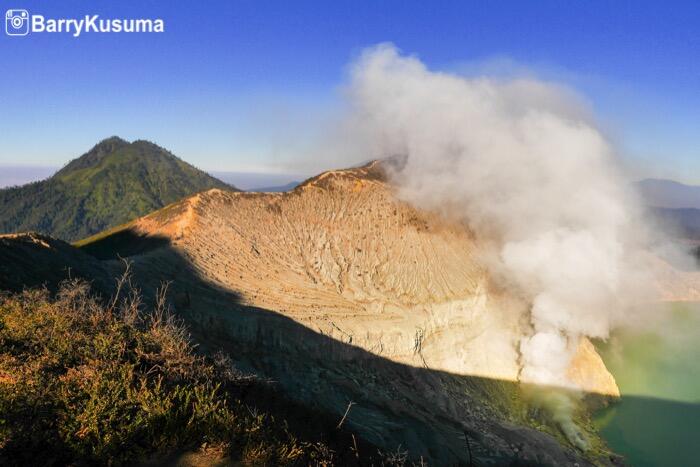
93, 161, 620, 395
568, 337, 620, 397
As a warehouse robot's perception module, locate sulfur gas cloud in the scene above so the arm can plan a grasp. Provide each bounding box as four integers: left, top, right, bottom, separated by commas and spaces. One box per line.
329, 43, 656, 395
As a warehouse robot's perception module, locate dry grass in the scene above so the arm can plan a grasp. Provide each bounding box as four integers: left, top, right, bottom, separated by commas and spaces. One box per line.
0, 275, 336, 466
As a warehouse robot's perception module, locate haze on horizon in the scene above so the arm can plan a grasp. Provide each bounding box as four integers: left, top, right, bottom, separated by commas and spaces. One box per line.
1, 1, 700, 183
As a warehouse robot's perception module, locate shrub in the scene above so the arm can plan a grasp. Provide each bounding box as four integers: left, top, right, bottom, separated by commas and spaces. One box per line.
0, 279, 329, 466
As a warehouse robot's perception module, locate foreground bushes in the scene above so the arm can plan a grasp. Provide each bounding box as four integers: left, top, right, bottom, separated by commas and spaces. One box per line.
0, 279, 332, 465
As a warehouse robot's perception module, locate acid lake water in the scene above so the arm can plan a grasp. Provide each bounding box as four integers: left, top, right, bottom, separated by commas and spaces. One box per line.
594, 303, 700, 467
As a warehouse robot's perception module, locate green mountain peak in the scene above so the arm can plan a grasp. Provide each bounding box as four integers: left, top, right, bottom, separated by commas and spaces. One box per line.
0, 137, 234, 241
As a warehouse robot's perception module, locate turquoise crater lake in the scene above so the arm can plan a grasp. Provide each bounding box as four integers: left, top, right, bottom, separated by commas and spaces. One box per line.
594, 303, 700, 467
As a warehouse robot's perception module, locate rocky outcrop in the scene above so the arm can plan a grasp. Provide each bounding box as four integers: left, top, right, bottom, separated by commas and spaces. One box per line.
111, 162, 616, 393
568, 337, 620, 397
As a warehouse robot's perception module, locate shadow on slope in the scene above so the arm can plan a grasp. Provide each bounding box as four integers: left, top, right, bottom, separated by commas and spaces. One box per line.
77, 227, 173, 260
0, 233, 113, 293
1, 229, 621, 466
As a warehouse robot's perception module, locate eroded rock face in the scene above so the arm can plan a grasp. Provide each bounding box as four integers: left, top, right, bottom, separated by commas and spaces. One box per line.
568, 337, 620, 397
125, 162, 617, 396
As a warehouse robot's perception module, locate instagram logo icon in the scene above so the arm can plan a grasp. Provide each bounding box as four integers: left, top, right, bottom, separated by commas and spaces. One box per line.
5, 9, 30, 36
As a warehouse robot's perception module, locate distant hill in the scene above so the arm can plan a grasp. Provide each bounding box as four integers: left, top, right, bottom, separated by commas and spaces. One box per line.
650, 207, 700, 240
636, 179, 700, 240
637, 178, 700, 209
0, 137, 232, 241
252, 181, 300, 192
210, 171, 305, 192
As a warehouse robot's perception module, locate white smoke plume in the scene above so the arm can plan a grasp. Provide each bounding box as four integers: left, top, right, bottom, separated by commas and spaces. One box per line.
335, 44, 651, 391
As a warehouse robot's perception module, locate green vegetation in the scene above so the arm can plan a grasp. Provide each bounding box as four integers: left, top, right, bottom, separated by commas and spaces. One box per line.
0, 137, 231, 241
0, 279, 342, 466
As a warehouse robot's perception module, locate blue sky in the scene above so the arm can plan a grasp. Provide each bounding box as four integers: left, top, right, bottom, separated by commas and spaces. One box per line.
1, 0, 699, 180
